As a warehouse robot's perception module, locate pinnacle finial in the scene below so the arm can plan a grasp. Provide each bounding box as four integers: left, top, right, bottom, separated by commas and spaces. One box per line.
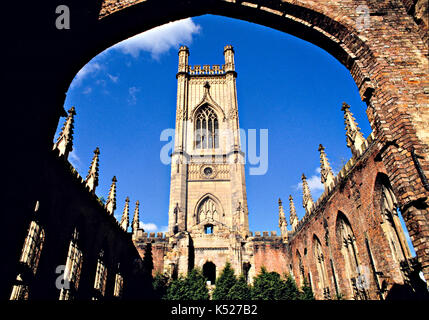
178, 46, 189, 73
179, 45, 189, 53
53, 106, 76, 159
278, 198, 286, 223
85, 147, 100, 194
105, 176, 117, 215
289, 195, 299, 231
223, 44, 235, 73
120, 196, 130, 231
132, 200, 141, 235
318, 144, 335, 188
341, 102, 365, 156
278, 198, 288, 242
301, 174, 314, 216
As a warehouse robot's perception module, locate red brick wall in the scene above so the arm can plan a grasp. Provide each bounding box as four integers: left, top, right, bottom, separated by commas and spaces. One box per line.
135, 241, 169, 277
288, 144, 408, 299
252, 241, 289, 277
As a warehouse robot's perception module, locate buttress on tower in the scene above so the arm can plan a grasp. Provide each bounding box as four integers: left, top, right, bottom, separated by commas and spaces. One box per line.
164, 45, 251, 281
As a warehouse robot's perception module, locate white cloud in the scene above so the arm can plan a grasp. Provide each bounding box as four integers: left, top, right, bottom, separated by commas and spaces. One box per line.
306, 174, 325, 192
108, 74, 119, 83
139, 222, 169, 233
69, 149, 81, 170
71, 62, 102, 88
128, 86, 140, 105
68, 18, 199, 89
82, 87, 92, 94
111, 18, 201, 59
296, 167, 324, 193
140, 222, 157, 231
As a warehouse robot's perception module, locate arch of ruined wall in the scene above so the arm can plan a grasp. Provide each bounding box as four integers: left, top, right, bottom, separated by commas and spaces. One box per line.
1, 1, 427, 291
94, 0, 429, 284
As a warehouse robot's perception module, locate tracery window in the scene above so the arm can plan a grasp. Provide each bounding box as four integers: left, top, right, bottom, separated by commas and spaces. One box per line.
313, 236, 330, 299
197, 197, 218, 224
378, 180, 411, 264
113, 272, 124, 298
59, 228, 83, 300
10, 274, 28, 300
10, 220, 45, 300
20, 221, 45, 274
336, 213, 367, 300
296, 251, 305, 287
94, 250, 108, 297
195, 105, 219, 149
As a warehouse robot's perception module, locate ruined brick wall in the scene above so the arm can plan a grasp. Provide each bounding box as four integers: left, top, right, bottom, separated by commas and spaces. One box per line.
134, 232, 169, 277
288, 139, 413, 300
250, 235, 290, 277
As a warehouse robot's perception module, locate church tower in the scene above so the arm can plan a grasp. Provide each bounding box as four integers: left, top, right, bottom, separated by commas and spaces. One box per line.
165, 45, 249, 280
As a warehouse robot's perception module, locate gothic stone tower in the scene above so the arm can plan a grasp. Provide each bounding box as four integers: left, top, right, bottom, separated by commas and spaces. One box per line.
164, 45, 250, 281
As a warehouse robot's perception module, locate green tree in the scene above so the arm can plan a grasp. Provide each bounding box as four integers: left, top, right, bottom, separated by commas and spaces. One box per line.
299, 278, 315, 300
165, 268, 209, 300
227, 275, 252, 300
213, 262, 237, 300
251, 267, 289, 300
283, 273, 299, 300
152, 272, 169, 300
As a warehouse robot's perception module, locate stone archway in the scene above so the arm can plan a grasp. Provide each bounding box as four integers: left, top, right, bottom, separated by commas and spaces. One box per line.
2, 1, 428, 292
203, 261, 216, 284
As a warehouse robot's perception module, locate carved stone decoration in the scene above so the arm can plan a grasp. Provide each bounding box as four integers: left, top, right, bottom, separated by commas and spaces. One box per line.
200, 165, 217, 179
228, 108, 238, 120
198, 197, 218, 223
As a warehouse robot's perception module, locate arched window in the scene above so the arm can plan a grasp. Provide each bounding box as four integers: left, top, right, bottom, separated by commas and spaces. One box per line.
204, 224, 214, 234
197, 197, 218, 224
296, 250, 305, 287
93, 249, 108, 299
60, 228, 83, 300
336, 213, 367, 300
10, 220, 45, 300
20, 221, 45, 274
195, 105, 219, 149
113, 264, 124, 299
313, 236, 330, 299
374, 174, 411, 265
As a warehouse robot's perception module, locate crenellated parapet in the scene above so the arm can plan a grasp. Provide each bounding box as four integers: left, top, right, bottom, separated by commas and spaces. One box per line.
249, 231, 281, 240
134, 230, 168, 241
189, 64, 226, 75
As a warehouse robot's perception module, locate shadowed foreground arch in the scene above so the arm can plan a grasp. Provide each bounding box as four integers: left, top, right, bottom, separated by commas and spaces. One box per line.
1, 0, 428, 297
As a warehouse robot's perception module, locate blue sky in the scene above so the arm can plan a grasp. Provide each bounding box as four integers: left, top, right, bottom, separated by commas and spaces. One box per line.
56, 15, 413, 254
